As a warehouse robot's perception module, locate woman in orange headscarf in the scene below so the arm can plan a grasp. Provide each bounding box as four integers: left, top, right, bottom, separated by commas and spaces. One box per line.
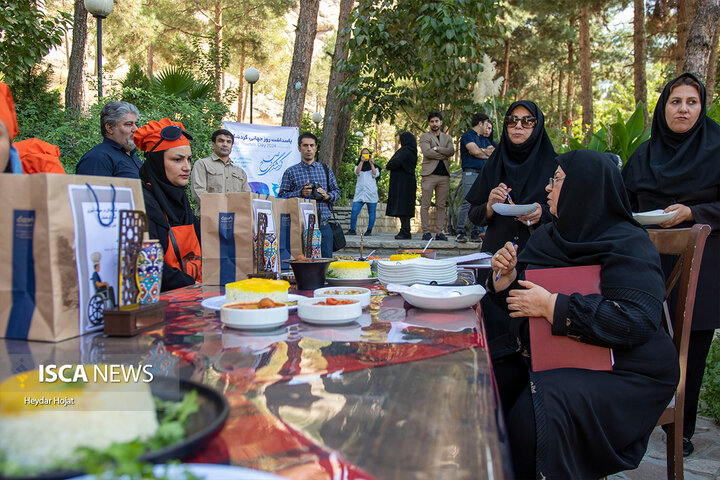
0, 81, 64, 174
134, 118, 202, 291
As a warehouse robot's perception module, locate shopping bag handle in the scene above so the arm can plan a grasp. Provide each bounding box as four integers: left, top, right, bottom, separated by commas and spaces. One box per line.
86, 183, 117, 227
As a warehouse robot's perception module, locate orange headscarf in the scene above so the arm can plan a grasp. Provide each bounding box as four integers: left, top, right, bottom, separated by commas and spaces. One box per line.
0, 82, 18, 141
13, 138, 65, 174
133, 118, 191, 153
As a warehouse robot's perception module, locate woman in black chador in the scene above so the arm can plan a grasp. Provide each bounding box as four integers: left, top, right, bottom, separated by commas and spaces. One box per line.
466, 100, 557, 360
385, 132, 418, 240
622, 72, 720, 456
488, 150, 678, 479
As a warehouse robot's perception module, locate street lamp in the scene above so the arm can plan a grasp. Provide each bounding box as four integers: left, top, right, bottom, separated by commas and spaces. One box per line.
84, 0, 113, 100
244, 67, 260, 124
311, 112, 323, 131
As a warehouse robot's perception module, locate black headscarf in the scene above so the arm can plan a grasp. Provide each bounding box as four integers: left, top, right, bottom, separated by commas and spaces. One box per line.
485, 122, 496, 146
399, 131, 417, 156
623, 73, 720, 196
466, 100, 557, 205
520, 150, 665, 301
387, 132, 418, 172
357, 150, 373, 171
139, 150, 194, 227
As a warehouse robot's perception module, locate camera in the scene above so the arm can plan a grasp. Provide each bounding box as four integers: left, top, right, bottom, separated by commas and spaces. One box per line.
307, 182, 325, 201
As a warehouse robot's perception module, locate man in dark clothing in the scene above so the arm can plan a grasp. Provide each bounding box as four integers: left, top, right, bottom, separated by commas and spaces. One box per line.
456, 113, 495, 243
76, 101, 142, 178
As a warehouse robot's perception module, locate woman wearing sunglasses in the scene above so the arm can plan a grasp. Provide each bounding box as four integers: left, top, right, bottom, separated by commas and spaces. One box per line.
134, 118, 202, 291
623, 73, 720, 457
465, 101, 557, 361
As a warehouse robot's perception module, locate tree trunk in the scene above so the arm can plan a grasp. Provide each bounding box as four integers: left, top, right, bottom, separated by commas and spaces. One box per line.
213, 2, 223, 102
706, 30, 720, 103
558, 67, 563, 123
331, 100, 352, 177
676, 0, 696, 75
633, 0, 649, 125
65, 0, 87, 113
550, 71, 555, 114
683, 0, 720, 81
147, 44, 154, 77
578, 6, 594, 137
318, 0, 354, 171
237, 45, 246, 122
282, 0, 321, 127
566, 42, 575, 132
501, 38, 511, 97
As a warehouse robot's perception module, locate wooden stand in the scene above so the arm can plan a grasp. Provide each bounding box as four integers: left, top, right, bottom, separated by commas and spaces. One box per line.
103, 301, 168, 336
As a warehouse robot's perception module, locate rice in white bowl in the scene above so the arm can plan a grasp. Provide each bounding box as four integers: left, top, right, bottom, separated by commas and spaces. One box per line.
0, 369, 159, 473
328, 261, 371, 279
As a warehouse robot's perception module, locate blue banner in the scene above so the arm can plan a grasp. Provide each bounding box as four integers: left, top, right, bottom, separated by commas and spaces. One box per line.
218, 212, 236, 284
7, 210, 36, 339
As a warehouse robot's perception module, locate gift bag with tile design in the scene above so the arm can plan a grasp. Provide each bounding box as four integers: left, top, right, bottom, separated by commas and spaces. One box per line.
0, 173, 144, 342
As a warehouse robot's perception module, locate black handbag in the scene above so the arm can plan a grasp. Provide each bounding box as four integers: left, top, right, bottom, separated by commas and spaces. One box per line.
322, 163, 346, 252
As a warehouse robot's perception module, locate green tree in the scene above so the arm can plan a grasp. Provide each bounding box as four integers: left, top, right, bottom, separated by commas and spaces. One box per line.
338, 0, 502, 136
0, 1, 71, 86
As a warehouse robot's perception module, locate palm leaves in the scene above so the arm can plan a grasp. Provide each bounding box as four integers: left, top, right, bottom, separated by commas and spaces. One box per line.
150, 67, 213, 100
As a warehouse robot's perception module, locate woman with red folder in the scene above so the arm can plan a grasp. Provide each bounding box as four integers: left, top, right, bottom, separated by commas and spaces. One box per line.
134, 118, 202, 291
488, 150, 678, 479
622, 73, 720, 457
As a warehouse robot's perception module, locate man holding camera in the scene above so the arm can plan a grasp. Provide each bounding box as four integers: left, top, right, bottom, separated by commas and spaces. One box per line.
278, 132, 340, 258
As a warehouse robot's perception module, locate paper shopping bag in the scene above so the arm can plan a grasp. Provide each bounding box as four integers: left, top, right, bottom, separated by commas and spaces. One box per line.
200, 192, 254, 285
0, 173, 145, 342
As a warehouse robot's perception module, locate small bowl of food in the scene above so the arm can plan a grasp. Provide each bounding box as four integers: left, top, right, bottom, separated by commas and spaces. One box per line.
314, 286, 372, 308
221, 297, 289, 330
288, 255, 333, 290
399, 249, 437, 259
296, 296, 362, 325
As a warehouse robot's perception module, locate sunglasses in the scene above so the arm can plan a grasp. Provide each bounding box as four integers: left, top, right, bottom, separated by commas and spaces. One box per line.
149, 125, 193, 153
504, 115, 537, 128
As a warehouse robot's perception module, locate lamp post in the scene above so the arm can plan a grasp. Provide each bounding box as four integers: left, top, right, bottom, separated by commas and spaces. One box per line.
84, 0, 113, 100
244, 67, 260, 124
311, 112, 323, 132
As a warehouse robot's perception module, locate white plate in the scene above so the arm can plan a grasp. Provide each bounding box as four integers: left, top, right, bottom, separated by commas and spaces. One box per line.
387, 283, 486, 310
491, 203, 536, 216
633, 209, 678, 226
70, 463, 287, 480
326, 277, 379, 286
202, 294, 303, 311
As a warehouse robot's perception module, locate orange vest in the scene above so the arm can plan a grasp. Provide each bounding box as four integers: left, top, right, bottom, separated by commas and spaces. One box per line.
165, 224, 202, 282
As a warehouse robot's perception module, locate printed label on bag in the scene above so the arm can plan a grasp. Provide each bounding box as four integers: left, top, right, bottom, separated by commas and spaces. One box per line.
280, 213, 291, 270
7, 210, 36, 340
219, 212, 236, 284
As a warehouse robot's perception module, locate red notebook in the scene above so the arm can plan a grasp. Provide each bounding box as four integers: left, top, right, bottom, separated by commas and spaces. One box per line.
524, 265, 614, 372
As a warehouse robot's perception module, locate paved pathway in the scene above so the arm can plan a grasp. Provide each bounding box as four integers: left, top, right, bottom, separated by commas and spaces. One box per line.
610, 416, 720, 479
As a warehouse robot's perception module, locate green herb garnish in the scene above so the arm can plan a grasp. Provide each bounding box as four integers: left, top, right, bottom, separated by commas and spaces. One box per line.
0, 391, 201, 479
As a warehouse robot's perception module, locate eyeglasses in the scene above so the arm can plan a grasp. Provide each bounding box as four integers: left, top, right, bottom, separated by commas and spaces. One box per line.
504, 115, 537, 129
548, 176, 566, 187
148, 125, 193, 153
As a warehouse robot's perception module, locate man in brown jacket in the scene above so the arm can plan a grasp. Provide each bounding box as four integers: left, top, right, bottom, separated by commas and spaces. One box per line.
191, 128, 251, 214
419, 111, 455, 241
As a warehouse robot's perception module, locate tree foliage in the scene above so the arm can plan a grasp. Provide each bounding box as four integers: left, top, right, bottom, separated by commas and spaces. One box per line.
0, 1, 71, 86
339, 0, 502, 136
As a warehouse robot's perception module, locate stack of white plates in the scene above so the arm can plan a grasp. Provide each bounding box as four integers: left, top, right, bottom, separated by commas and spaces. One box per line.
377, 257, 458, 285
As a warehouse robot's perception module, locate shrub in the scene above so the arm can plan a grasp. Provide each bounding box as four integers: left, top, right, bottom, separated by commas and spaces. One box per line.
700, 332, 720, 424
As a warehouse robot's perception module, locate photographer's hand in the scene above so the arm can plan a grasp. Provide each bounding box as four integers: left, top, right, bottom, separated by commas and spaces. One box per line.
316, 186, 330, 200
301, 182, 313, 198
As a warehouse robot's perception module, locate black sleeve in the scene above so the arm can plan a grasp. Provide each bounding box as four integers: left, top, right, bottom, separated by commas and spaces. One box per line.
691, 200, 720, 230
469, 202, 490, 227
626, 189, 640, 212
147, 217, 196, 292
551, 287, 662, 349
